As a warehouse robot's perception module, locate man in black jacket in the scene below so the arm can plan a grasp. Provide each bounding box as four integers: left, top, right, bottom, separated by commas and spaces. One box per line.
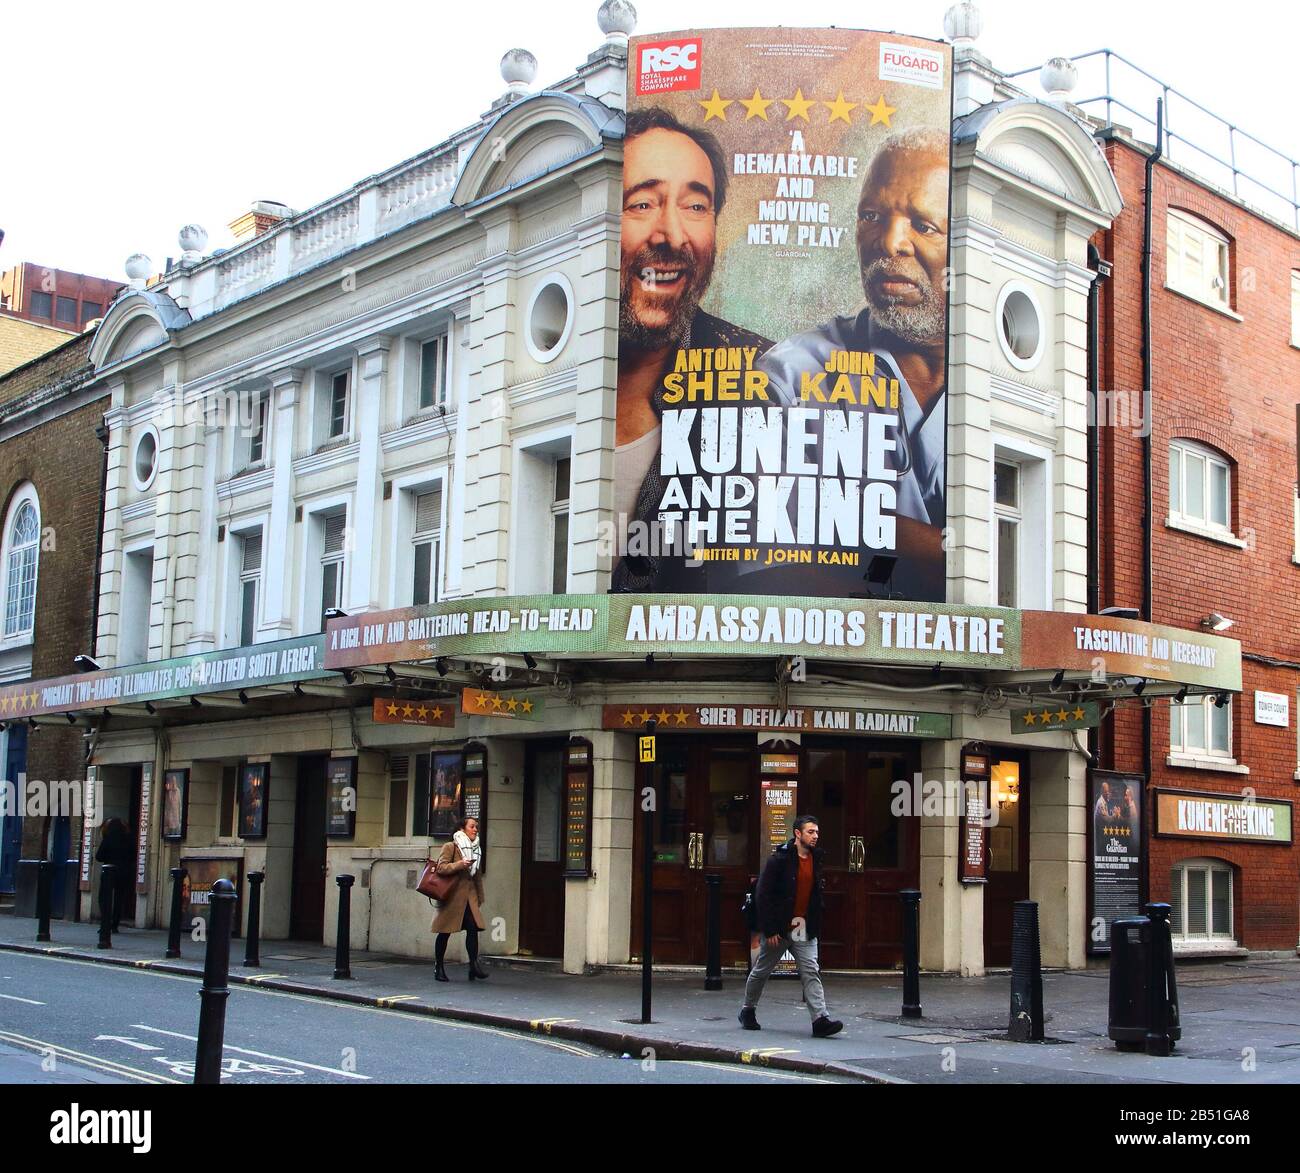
739, 815, 843, 1038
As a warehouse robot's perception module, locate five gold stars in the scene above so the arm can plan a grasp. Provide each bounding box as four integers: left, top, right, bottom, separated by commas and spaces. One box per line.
740, 88, 773, 121
698, 88, 733, 122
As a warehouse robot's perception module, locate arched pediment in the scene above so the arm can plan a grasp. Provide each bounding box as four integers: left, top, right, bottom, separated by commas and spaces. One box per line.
89, 288, 190, 371
955, 99, 1124, 221
454, 91, 623, 207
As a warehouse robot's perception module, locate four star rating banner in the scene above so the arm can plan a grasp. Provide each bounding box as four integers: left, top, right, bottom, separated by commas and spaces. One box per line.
616, 27, 953, 599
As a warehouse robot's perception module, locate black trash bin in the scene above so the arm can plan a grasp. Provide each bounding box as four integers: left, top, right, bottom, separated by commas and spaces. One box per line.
1107, 916, 1150, 1051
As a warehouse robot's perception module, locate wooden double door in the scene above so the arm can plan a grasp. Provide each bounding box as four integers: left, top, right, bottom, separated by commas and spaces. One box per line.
631, 737, 920, 969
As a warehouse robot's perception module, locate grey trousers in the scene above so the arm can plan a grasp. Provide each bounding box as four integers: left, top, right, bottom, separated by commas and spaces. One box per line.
743, 934, 828, 1021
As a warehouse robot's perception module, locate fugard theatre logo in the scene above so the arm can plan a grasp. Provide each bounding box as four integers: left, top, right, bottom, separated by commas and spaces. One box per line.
879, 42, 945, 90
636, 38, 702, 95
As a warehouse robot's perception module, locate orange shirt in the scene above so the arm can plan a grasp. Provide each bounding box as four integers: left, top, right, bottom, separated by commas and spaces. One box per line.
793, 850, 814, 923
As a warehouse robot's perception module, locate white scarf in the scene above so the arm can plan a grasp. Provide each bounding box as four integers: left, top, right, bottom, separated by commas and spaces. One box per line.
454, 829, 481, 876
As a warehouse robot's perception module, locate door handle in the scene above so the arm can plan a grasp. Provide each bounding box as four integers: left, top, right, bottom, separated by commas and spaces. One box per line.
849, 836, 865, 873
688, 832, 704, 870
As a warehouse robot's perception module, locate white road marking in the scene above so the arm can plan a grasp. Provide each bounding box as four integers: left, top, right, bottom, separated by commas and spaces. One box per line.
0, 1029, 178, 1085
131, 1024, 371, 1080
94, 1034, 162, 1051
0, 993, 45, 1005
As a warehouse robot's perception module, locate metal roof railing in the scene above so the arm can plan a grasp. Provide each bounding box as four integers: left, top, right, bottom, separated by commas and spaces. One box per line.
1006, 49, 1300, 232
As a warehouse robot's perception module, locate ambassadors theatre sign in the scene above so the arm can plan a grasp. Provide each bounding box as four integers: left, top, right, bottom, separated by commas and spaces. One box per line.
322, 594, 1242, 692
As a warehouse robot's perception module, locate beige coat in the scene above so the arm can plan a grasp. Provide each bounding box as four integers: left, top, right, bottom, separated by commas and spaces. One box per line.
429, 840, 486, 933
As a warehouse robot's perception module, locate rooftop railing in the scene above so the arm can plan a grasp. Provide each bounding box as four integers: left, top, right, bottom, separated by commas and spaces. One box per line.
1007, 49, 1300, 232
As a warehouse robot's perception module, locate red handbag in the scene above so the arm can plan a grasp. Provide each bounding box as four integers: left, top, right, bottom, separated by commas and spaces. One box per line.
417, 858, 456, 902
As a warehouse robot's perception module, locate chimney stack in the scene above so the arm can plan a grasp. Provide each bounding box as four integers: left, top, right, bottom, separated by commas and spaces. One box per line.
228, 200, 294, 244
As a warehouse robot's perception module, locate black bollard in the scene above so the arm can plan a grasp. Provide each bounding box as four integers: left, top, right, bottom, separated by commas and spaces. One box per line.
193, 878, 237, 1084
704, 873, 723, 991
900, 888, 922, 1018
1008, 899, 1045, 1042
166, 867, 187, 959
244, 871, 264, 968
334, 874, 354, 980
97, 863, 115, 949
1145, 902, 1178, 1056
35, 859, 52, 942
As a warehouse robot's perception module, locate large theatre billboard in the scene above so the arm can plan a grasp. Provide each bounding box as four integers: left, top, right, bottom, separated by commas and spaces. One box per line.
612, 27, 953, 600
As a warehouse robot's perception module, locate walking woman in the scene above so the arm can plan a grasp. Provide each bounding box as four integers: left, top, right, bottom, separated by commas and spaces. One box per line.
431, 816, 488, 981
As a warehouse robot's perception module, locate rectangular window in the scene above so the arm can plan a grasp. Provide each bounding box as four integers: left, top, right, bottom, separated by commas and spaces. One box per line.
320, 512, 346, 629
1169, 441, 1232, 533
388, 755, 410, 838
552, 457, 571, 594
1291, 270, 1300, 347
419, 334, 449, 410
82, 300, 102, 323
1170, 695, 1231, 757
119, 547, 155, 663
329, 372, 349, 438
1172, 863, 1233, 941
1166, 210, 1230, 308
238, 530, 262, 646
993, 459, 1020, 608
247, 395, 269, 466
412, 488, 442, 606
56, 296, 78, 325
30, 291, 52, 319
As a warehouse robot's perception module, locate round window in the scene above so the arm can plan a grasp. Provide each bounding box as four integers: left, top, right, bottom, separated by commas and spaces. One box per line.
996, 283, 1045, 371
525, 276, 574, 363
134, 429, 158, 489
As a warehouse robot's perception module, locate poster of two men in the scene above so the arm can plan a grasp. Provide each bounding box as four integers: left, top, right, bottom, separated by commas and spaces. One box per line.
613, 27, 953, 602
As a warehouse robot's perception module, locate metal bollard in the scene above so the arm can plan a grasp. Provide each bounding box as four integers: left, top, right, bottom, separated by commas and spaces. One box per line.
899, 888, 922, 1018
166, 867, 187, 959
193, 878, 237, 1084
704, 873, 723, 991
1008, 899, 1045, 1042
244, 871, 264, 968
35, 859, 52, 943
334, 874, 355, 980
1145, 902, 1179, 1056
97, 864, 116, 949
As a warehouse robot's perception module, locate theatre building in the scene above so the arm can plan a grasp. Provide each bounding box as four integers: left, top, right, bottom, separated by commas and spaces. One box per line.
3, 6, 1243, 974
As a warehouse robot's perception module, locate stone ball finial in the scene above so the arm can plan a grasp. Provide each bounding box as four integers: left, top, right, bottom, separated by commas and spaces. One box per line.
178, 224, 208, 263
1040, 56, 1079, 101
944, 1, 982, 45
500, 48, 538, 95
598, 0, 637, 43
125, 253, 152, 288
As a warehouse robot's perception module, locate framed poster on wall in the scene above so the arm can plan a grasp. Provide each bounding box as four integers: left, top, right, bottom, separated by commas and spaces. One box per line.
463, 744, 488, 873
1087, 770, 1144, 956
430, 751, 463, 839
563, 740, 594, 877
326, 757, 357, 838
238, 762, 270, 839
162, 768, 189, 841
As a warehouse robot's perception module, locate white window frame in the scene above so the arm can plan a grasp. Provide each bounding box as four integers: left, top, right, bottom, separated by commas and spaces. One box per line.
418, 331, 450, 412
1166, 209, 1231, 311
552, 456, 571, 595
319, 510, 347, 631
0, 485, 41, 646
411, 487, 443, 606
1168, 439, 1234, 539
118, 541, 156, 665
131, 425, 160, 492
523, 274, 575, 364
1169, 858, 1235, 946
508, 430, 574, 595
1290, 269, 1300, 347
313, 366, 353, 448
244, 390, 270, 470
1169, 694, 1235, 766
988, 437, 1050, 611
994, 280, 1046, 372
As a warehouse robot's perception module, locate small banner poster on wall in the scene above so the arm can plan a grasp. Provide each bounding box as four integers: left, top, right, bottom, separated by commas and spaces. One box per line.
1088, 770, 1144, 956
459, 688, 544, 721
1010, 700, 1100, 734
372, 696, 455, 727
135, 762, 153, 893
564, 742, 594, 877
326, 758, 357, 838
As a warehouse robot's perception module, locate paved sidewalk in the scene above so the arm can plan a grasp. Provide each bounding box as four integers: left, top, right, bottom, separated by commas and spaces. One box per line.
2, 912, 1298, 1083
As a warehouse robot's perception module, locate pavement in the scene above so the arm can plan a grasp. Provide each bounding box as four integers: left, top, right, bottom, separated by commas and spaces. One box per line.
3, 910, 1299, 1084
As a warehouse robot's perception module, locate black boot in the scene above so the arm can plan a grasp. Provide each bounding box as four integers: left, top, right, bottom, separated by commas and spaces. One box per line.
435, 933, 450, 982
468, 956, 490, 980
434, 958, 450, 982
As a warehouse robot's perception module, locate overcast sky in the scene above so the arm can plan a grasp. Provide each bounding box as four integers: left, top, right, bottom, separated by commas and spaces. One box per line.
6, 0, 1296, 281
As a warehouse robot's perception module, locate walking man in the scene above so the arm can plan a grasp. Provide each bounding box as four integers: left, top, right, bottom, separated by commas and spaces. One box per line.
739, 815, 843, 1038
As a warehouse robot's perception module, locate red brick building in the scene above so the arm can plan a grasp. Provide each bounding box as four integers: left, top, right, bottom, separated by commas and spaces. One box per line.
0, 333, 108, 904
1094, 124, 1300, 955
0, 262, 122, 333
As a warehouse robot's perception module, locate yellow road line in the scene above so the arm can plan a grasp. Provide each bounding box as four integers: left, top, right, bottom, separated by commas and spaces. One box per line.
0, 1030, 178, 1085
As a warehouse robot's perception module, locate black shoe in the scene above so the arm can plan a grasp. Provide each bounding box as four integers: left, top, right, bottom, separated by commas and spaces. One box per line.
434, 960, 450, 983
812, 1016, 843, 1038
738, 1007, 761, 1031
468, 958, 490, 980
